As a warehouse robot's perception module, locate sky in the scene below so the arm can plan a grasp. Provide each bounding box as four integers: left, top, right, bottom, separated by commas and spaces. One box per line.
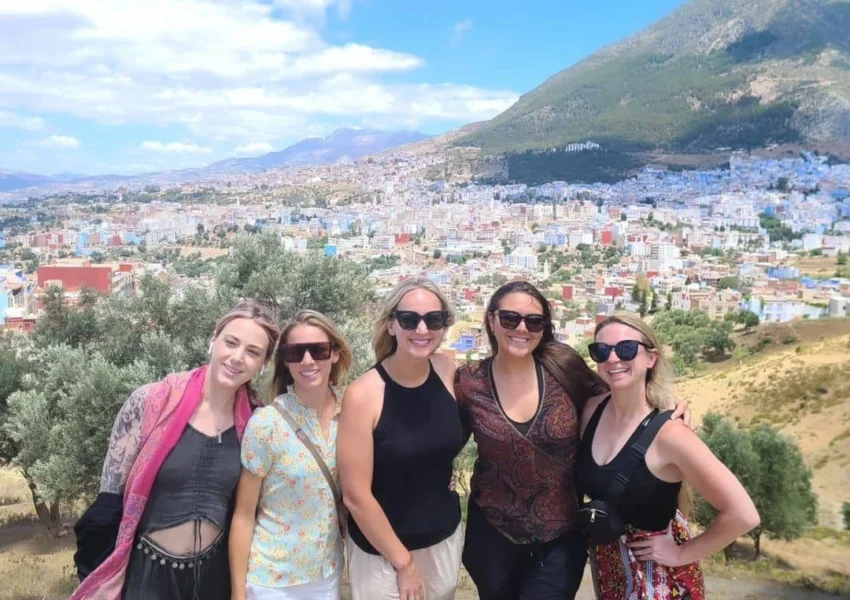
0, 0, 687, 176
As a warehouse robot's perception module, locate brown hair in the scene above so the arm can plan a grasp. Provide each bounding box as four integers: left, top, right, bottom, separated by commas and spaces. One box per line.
269, 310, 352, 402
372, 278, 455, 363
485, 281, 607, 409
212, 299, 280, 361
593, 311, 692, 517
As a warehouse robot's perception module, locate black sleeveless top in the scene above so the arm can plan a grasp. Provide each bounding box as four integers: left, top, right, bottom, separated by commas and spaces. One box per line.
140, 425, 241, 535
347, 361, 465, 554
576, 398, 680, 532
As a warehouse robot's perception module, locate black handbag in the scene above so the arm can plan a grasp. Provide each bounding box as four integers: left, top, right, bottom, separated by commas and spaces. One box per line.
579, 409, 672, 544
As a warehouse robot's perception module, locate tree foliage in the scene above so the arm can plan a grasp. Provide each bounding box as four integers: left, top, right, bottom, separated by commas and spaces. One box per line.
695, 413, 818, 558
0, 232, 376, 533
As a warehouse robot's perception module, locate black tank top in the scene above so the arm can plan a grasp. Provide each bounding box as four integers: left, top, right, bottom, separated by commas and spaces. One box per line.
576, 398, 680, 532
347, 361, 464, 554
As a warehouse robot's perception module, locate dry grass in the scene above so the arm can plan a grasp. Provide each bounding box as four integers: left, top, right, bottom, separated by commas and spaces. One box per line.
0, 470, 77, 600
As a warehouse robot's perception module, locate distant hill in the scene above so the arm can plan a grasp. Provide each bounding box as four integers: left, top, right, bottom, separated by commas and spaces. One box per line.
0, 169, 55, 193
202, 128, 429, 175
456, 0, 850, 181
0, 128, 429, 196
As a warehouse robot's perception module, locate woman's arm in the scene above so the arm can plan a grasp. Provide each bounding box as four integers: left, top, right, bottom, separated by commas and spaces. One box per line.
229, 470, 262, 600
99, 386, 148, 495
338, 375, 424, 600
630, 422, 760, 566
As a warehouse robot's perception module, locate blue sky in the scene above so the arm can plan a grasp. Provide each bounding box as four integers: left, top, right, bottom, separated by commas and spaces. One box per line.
0, 0, 686, 176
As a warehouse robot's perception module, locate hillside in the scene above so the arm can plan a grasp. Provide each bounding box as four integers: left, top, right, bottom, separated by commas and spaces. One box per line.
456, 0, 850, 179
677, 318, 850, 529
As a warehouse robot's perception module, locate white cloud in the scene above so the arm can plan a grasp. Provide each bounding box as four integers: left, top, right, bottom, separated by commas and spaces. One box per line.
0, 110, 45, 131
452, 19, 472, 45
141, 141, 213, 153
0, 1, 517, 158
234, 141, 275, 155
38, 134, 81, 148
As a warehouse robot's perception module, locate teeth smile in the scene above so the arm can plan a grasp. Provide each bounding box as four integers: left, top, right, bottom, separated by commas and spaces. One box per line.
609, 369, 628, 374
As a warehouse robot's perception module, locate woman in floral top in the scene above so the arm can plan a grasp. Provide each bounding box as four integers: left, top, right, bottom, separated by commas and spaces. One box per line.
230, 310, 352, 600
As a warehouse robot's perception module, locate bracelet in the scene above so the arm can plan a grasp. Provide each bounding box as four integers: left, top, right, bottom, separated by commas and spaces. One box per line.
394, 553, 415, 574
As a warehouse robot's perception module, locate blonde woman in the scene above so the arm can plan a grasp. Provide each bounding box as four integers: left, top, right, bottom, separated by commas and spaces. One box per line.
72, 300, 279, 600
576, 312, 760, 600
338, 278, 465, 600
230, 310, 352, 600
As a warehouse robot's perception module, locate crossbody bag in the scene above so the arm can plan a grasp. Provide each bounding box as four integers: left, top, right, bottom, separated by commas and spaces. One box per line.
579, 409, 672, 544
271, 403, 344, 525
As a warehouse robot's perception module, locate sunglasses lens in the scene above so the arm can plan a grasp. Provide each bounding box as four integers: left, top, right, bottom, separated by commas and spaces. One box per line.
395, 312, 420, 331
424, 311, 447, 330
588, 343, 610, 363
309, 343, 332, 360
524, 315, 547, 333
281, 345, 305, 363
616, 341, 640, 361
498, 311, 522, 330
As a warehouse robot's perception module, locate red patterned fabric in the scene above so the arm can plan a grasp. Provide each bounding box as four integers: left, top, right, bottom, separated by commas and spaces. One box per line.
589, 511, 705, 600
69, 366, 253, 600
454, 358, 581, 544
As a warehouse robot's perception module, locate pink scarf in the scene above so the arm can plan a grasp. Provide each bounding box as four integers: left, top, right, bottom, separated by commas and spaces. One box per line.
70, 365, 253, 600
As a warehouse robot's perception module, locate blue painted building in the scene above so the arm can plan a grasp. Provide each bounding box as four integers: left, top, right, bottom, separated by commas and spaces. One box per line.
452, 334, 477, 352
323, 244, 338, 257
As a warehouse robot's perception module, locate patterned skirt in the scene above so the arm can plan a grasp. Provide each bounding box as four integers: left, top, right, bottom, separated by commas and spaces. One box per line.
588, 511, 705, 600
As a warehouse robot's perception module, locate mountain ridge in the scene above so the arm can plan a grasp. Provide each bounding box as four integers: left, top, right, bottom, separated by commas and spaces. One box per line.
0, 128, 429, 194
456, 0, 850, 175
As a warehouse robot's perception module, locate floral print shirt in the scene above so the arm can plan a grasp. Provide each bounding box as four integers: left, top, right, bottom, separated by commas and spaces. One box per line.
241, 388, 343, 588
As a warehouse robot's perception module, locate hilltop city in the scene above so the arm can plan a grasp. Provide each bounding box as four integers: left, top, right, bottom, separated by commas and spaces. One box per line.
2, 142, 849, 362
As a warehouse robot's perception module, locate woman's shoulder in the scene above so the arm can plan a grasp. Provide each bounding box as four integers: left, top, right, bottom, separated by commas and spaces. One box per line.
455, 357, 489, 380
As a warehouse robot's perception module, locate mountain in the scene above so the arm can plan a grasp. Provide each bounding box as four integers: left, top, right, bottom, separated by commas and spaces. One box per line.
203, 128, 429, 175
0, 128, 429, 196
0, 169, 55, 193
457, 0, 850, 179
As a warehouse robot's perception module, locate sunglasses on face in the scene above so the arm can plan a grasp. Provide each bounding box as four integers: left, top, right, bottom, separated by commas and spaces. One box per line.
492, 310, 548, 333
279, 342, 334, 363
393, 310, 449, 331
588, 340, 652, 363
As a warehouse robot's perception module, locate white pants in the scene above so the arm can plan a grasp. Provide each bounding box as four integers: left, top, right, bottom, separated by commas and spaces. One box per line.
347, 523, 463, 600
246, 571, 342, 600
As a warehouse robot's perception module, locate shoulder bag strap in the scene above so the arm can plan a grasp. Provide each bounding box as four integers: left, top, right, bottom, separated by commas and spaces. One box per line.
271, 403, 342, 507
607, 409, 673, 508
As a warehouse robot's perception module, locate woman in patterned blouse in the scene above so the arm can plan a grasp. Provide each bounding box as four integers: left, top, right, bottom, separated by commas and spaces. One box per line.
229, 310, 352, 600
455, 281, 607, 600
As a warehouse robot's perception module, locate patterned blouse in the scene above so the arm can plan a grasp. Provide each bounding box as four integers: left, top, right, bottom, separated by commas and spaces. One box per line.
241, 388, 343, 588
455, 357, 581, 544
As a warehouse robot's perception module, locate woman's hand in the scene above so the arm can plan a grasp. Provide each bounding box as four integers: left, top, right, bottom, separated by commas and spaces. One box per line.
628, 527, 687, 567
396, 559, 425, 600
670, 399, 693, 430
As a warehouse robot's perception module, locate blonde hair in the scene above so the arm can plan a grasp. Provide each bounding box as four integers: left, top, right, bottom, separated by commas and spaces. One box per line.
594, 312, 674, 410
372, 278, 455, 363
212, 299, 280, 361
269, 310, 352, 402
594, 311, 693, 517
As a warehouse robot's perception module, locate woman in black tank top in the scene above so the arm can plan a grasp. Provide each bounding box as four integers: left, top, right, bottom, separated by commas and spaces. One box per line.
576, 313, 760, 600
338, 278, 465, 600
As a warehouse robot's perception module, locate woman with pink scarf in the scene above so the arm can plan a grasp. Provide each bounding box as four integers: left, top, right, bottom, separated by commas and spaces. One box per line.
71, 300, 280, 600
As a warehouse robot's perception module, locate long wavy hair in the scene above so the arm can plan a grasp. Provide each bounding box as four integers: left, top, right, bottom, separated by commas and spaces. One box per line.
269, 310, 352, 403
372, 278, 455, 363
485, 281, 607, 409
594, 311, 691, 516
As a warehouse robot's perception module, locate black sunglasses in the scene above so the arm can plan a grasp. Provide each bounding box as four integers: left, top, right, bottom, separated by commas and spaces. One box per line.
492, 310, 548, 333
279, 342, 334, 363
588, 340, 653, 363
393, 310, 449, 331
